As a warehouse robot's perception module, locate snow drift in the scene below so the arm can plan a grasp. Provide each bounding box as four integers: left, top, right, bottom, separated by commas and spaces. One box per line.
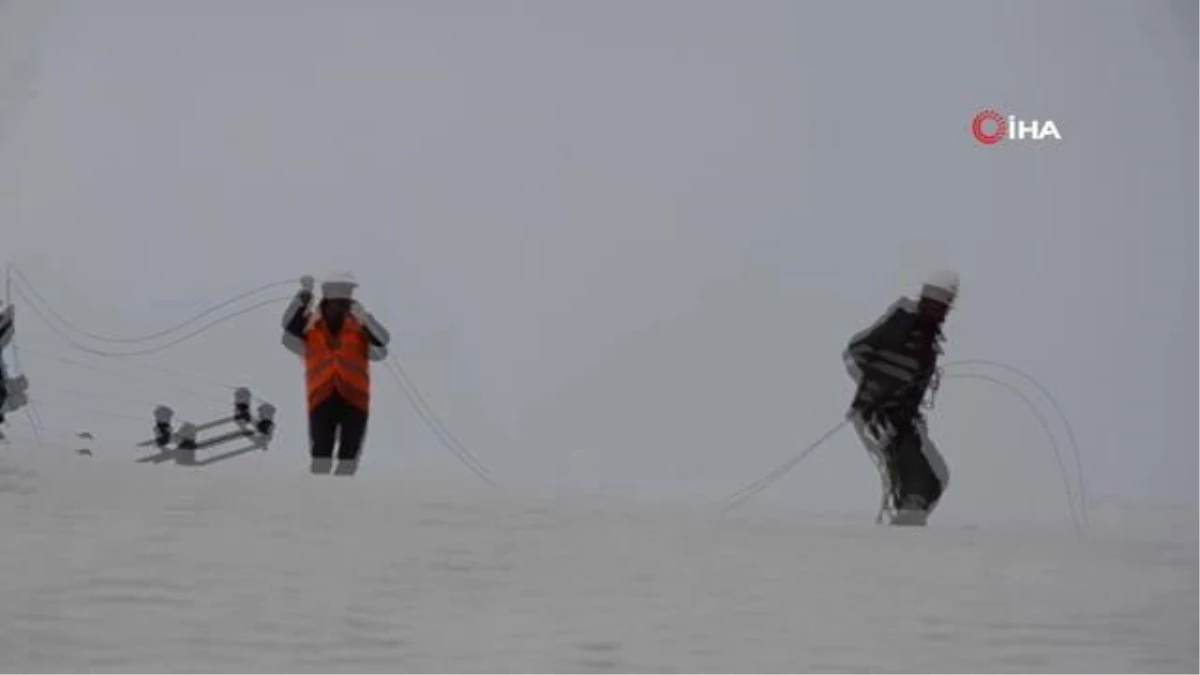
0, 444, 1194, 673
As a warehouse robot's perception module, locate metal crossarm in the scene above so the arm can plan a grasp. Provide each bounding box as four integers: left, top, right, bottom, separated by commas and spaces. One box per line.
133, 388, 276, 466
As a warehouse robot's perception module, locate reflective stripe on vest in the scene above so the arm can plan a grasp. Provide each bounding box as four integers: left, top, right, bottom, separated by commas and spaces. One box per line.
305, 315, 371, 411
869, 333, 937, 391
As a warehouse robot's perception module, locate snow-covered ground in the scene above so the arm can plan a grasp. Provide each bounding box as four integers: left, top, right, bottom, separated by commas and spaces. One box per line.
0, 444, 1195, 673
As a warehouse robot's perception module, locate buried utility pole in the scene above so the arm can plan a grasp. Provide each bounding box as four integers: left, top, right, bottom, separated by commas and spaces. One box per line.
136, 387, 276, 466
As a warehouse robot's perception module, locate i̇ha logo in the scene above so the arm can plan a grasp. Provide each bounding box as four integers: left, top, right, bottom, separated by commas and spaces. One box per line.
971, 109, 1061, 145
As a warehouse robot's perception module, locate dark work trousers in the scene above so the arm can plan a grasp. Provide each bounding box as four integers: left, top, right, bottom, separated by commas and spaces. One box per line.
851, 410, 949, 512
886, 424, 944, 508
309, 392, 369, 460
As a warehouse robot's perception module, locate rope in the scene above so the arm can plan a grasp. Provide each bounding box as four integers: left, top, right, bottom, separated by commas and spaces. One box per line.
389, 355, 493, 479
941, 372, 1083, 533
12, 283, 290, 358
6, 266, 491, 479
7, 265, 287, 402
383, 358, 496, 488
720, 370, 1085, 533
945, 359, 1087, 528
2, 263, 1084, 528
721, 418, 850, 512
11, 282, 286, 405
8, 266, 294, 344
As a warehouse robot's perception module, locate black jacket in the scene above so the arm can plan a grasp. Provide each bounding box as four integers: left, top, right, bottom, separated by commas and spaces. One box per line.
0, 303, 12, 412
843, 297, 942, 422
0, 303, 12, 355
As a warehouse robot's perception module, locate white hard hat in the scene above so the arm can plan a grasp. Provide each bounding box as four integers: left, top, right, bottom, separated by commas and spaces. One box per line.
920, 269, 959, 304
322, 270, 358, 299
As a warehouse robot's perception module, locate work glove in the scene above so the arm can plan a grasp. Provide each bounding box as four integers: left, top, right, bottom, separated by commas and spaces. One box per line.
298, 275, 314, 304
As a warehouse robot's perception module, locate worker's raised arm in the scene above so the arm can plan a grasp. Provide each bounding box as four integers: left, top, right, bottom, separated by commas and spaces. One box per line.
350, 302, 390, 360
0, 302, 13, 351
281, 276, 314, 355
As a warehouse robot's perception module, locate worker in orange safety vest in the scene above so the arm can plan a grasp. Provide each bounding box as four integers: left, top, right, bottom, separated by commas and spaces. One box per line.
282, 271, 390, 475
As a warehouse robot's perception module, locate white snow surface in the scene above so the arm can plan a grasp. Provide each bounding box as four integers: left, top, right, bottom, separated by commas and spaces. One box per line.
0, 444, 1195, 673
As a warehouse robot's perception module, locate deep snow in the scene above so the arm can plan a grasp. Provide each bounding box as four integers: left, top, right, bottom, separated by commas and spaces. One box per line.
0, 443, 1194, 673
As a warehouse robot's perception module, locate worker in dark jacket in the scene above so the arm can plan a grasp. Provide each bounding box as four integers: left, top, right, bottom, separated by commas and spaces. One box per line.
844, 270, 957, 525
0, 300, 15, 425
282, 272, 390, 475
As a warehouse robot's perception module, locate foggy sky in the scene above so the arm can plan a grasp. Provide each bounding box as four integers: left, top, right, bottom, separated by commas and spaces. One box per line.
0, 0, 1195, 529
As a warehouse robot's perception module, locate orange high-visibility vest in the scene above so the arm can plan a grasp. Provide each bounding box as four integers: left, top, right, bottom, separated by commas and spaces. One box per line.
305, 315, 371, 412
